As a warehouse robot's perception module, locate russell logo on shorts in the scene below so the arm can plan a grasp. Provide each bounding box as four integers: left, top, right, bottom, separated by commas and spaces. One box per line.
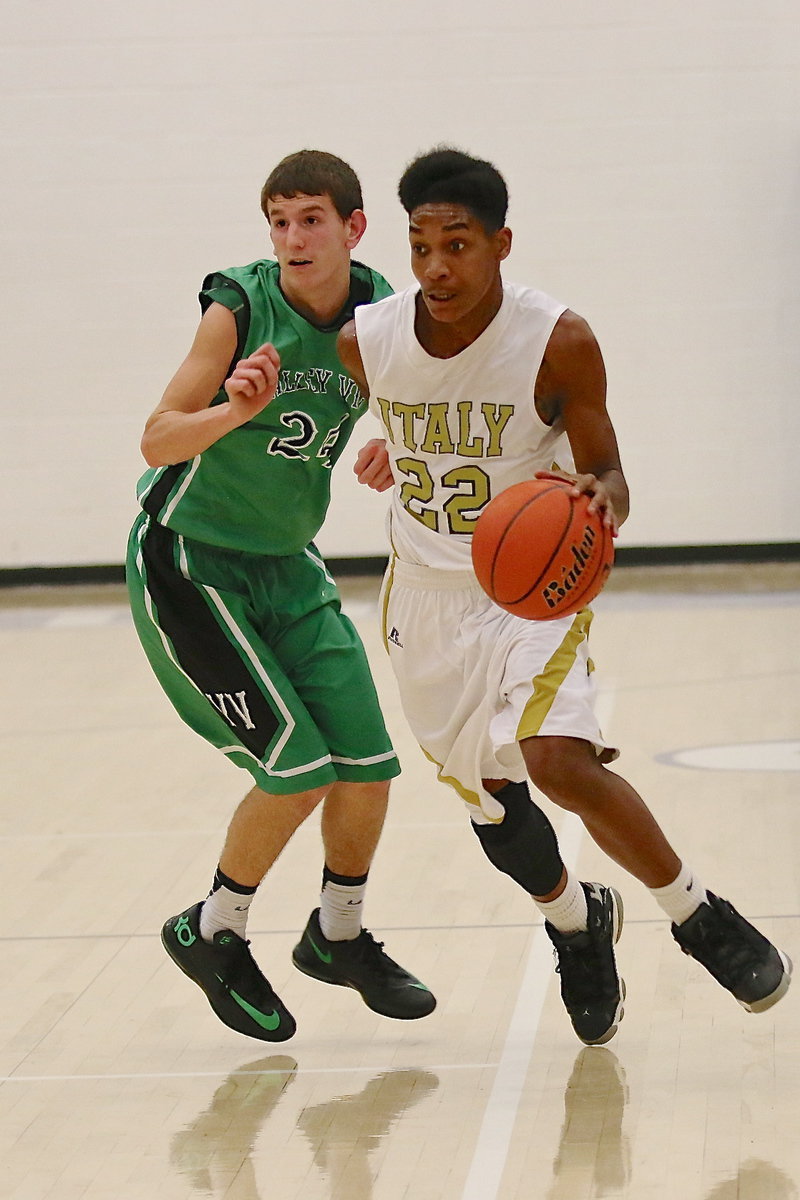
387, 627, 404, 648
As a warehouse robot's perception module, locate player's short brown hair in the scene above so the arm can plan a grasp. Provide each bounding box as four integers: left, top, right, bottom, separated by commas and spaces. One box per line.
261, 150, 363, 220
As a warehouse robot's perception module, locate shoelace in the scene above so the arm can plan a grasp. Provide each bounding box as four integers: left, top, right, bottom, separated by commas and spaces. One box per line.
555, 943, 593, 975
351, 930, 387, 961
554, 941, 614, 1002
348, 930, 411, 979
216, 937, 280, 1000
690, 913, 760, 979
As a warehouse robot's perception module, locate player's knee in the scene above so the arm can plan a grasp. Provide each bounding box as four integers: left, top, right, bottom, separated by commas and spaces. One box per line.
471, 781, 564, 895
523, 737, 603, 812
327, 778, 390, 807
280, 784, 329, 820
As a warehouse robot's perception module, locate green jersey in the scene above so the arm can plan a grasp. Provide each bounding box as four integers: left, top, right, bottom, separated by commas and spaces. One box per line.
136, 258, 392, 555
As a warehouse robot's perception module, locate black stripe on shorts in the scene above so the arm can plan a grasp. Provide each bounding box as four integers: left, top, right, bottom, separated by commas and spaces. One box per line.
140, 521, 281, 761
141, 463, 187, 521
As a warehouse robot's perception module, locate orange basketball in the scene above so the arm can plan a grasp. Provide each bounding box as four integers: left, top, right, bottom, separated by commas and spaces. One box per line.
471, 479, 614, 619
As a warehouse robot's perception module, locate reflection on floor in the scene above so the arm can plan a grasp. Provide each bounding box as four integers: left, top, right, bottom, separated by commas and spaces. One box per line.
548, 1048, 630, 1199
170, 1055, 299, 1196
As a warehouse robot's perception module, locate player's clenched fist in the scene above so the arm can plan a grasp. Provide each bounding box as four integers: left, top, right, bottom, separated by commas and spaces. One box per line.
225, 343, 281, 423
354, 439, 394, 493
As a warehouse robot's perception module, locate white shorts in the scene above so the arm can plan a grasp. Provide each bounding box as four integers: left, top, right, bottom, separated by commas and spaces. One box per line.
380, 557, 618, 824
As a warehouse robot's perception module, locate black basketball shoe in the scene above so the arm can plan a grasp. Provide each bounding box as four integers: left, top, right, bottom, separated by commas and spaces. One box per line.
545, 882, 625, 1045
161, 903, 296, 1041
671, 892, 792, 1012
292, 909, 436, 1020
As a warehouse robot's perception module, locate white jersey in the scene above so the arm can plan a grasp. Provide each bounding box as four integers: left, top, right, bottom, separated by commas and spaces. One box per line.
355, 282, 572, 569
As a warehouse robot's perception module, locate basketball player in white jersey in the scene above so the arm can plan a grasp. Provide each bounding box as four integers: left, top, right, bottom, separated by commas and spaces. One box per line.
337, 147, 791, 1044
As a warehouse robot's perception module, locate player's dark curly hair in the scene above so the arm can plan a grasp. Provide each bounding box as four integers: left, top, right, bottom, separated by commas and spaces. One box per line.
398, 147, 509, 233
261, 150, 363, 220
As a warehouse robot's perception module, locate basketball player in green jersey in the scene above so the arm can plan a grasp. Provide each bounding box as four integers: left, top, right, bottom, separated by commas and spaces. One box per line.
126, 151, 435, 1041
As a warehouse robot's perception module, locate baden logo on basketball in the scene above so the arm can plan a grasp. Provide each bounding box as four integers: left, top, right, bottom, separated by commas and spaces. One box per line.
542, 523, 598, 611
471, 479, 614, 620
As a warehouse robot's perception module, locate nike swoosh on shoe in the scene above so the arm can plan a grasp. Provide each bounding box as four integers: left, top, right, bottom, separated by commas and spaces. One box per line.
214, 975, 281, 1031
308, 935, 333, 964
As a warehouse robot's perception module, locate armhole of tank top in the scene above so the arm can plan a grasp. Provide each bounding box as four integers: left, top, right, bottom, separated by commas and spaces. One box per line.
199, 274, 251, 379
354, 302, 378, 393
531, 302, 570, 425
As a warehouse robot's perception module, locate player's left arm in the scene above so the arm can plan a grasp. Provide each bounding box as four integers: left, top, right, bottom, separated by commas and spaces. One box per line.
338, 320, 394, 492
534, 309, 629, 534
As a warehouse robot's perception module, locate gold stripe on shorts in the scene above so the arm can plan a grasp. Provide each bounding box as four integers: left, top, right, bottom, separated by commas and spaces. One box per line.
380, 551, 397, 653
516, 608, 594, 741
421, 747, 487, 814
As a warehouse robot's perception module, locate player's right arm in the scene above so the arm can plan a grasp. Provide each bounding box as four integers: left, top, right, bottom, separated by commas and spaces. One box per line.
140, 303, 280, 467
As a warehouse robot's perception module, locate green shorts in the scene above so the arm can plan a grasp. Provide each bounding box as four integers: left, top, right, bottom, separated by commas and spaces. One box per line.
126, 512, 399, 794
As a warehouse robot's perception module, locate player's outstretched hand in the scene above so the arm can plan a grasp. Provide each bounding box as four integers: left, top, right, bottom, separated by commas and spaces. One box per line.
354, 439, 394, 492
225, 343, 281, 424
535, 469, 620, 535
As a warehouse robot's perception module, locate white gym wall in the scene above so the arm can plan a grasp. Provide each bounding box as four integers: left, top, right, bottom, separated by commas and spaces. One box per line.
1, 1, 798, 569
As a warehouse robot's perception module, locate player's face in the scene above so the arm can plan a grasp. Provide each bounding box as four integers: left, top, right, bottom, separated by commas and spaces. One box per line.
408, 203, 511, 329
267, 193, 361, 294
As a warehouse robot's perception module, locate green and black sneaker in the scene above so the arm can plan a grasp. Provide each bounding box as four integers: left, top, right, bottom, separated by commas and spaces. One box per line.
292, 909, 436, 1020
161, 903, 296, 1042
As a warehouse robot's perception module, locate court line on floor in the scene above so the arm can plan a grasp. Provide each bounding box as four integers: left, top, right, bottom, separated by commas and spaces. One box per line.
0, 1061, 495, 1084
459, 684, 619, 1200
0, 913, 714, 944
459, 811, 585, 1200
14, 910, 800, 949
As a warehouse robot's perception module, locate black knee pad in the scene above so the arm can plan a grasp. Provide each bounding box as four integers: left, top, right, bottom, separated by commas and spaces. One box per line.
471, 781, 564, 896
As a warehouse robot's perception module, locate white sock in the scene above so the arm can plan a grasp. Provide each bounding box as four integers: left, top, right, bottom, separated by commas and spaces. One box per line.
319, 870, 367, 941
649, 862, 707, 926
534, 870, 588, 934
199, 869, 257, 941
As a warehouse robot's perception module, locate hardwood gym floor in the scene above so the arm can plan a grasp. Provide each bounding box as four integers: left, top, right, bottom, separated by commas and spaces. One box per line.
1, 564, 798, 1199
